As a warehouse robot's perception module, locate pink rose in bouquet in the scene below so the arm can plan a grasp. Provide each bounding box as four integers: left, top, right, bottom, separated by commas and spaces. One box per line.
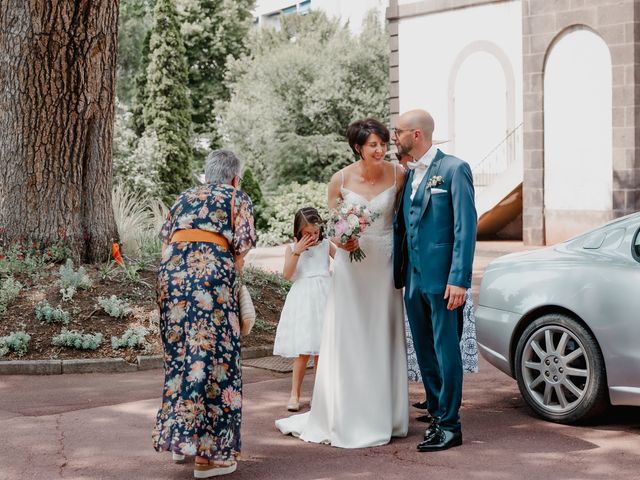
327, 200, 379, 262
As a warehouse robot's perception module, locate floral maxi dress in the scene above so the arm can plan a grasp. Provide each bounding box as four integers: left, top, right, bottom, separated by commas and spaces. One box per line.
152, 183, 255, 461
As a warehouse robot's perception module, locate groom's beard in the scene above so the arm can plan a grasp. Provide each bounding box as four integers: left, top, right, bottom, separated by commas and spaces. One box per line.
396, 138, 413, 158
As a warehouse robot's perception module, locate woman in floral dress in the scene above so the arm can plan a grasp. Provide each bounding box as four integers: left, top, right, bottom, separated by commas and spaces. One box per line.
152, 150, 256, 478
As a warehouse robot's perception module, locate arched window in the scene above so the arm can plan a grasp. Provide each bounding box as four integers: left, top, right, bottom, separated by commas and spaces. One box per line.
544, 28, 612, 216
454, 52, 507, 167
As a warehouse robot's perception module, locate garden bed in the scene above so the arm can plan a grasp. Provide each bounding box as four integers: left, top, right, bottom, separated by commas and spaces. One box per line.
0, 252, 287, 364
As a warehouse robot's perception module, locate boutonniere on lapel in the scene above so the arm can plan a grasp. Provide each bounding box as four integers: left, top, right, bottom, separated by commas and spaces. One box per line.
426, 175, 444, 189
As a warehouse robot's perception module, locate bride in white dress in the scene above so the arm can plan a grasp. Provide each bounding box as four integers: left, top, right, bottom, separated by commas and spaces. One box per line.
276, 118, 409, 448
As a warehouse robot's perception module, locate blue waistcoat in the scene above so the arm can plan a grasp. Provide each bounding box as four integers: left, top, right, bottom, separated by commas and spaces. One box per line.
393, 149, 477, 294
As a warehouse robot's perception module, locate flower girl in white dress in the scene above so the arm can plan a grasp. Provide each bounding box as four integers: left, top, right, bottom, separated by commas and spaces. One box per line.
273, 207, 336, 412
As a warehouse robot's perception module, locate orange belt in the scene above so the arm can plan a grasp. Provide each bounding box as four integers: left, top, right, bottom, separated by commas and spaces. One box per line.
170, 229, 230, 250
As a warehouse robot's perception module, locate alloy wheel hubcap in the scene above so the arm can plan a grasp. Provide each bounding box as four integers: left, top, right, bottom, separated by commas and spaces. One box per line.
521, 325, 590, 414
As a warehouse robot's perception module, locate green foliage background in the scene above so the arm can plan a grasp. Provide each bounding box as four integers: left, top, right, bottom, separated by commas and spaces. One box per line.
114, 4, 390, 245
143, 0, 194, 204
219, 11, 389, 190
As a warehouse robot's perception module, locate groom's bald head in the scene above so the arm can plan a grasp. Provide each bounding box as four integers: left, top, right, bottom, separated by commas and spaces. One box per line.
394, 109, 435, 159
400, 109, 434, 141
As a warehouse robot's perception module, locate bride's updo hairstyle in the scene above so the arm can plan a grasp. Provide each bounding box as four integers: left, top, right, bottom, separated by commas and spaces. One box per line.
346, 118, 390, 159
293, 207, 325, 242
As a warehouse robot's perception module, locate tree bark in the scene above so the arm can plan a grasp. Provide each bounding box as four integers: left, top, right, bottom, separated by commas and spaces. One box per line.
0, 0, 120, 263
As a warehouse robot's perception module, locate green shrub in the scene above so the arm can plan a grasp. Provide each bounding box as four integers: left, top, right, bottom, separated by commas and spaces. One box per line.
259, 181, 329, 246
253, 318, 276, 334
35, 301, 70, 325
97, 295, 132, 318
0, 276, 23, 316
240, 168, 269, 231
219, 11, 388, 189
58, 260, 92, 300
111, 326, 149, 349
52, 330, 103, 350
0, 331, 31, 357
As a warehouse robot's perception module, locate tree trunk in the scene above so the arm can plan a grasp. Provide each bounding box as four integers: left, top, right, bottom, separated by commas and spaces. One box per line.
0, 0, 120, 263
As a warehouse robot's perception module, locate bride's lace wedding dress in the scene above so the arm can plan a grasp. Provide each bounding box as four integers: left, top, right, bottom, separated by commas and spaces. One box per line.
275, 179, 409, 448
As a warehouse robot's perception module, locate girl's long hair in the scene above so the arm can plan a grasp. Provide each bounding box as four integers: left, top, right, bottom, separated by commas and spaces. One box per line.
293, 207, 325, 241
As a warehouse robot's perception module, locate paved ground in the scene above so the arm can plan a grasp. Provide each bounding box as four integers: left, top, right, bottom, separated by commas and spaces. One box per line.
2, 242, 639, 480
2, 360, 639, 480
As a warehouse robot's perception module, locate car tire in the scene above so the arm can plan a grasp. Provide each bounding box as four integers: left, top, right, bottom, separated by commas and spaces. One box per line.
515, 313, 608, 424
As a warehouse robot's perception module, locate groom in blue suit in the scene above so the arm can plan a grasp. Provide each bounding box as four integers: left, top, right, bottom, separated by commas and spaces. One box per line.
393, 109, 476, 451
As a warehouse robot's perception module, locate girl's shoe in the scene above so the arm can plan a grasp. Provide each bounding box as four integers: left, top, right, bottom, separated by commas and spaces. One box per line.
286, 396, 300, 412
193, 460, 237, 478
173, 452, 186, 463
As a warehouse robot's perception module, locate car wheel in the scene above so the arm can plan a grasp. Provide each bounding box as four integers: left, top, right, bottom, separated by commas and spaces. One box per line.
515, 313, 608, 423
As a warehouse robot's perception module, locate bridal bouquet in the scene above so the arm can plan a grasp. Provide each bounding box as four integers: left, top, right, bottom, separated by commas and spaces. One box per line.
327, 201, 379, 262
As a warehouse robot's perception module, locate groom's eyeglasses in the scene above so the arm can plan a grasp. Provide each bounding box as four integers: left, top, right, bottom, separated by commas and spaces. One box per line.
392, 127, 415, 136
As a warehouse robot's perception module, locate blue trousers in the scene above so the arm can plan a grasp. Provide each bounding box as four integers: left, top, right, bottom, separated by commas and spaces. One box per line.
405, 279, 463, 433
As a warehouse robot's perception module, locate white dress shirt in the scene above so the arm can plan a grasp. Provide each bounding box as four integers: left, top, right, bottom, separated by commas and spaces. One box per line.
410, 144, 439, 201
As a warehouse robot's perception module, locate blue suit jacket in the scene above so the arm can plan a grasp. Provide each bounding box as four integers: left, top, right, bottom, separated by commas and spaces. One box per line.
393, 149, 477, 293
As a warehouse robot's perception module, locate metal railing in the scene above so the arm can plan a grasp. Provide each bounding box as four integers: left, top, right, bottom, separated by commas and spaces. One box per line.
472, 122, 523, 190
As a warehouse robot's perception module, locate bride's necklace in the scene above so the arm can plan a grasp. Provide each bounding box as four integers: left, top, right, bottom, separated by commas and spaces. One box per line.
359, 163, 382, 186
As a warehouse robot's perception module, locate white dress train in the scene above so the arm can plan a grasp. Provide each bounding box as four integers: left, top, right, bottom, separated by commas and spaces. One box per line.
275, 184, 409, 448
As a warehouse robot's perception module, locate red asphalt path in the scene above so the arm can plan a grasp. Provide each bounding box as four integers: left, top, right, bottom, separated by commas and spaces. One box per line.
1, 357, 639, 480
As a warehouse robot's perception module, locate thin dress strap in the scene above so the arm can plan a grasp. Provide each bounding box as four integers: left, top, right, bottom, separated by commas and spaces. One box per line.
340, 170, 345, 188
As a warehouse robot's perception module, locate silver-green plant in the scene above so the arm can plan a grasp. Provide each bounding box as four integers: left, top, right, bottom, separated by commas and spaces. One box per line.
52, 329, 102, 350
35, 301, 70, 325
97, 295, 132, 318
112, 183, 168, 258
0, 331, 31, 357
111, 326, 149, 349
58, 259, 92, 300
98, 261, 118, 282
0, 276, 23, 316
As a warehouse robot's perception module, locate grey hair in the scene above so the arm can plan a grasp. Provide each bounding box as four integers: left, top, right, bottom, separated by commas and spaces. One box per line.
204, 149, 243, 184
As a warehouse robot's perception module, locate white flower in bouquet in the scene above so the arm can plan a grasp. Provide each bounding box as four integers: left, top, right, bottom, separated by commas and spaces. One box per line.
327, 201, 380, 262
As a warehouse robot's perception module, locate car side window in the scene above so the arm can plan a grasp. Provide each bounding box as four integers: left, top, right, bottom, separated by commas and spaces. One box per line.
633, 227, 640, 262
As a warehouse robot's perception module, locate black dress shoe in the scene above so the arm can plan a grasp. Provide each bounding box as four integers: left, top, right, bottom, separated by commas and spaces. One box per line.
423, 420, 439, 441
417, 426, 462, 452
412, 400, 428, 410
416, 413, 435, 424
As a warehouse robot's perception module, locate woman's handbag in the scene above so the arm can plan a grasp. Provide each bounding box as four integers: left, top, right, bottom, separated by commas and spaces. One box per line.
231, 187, 256, 336
238, 284, 256, 336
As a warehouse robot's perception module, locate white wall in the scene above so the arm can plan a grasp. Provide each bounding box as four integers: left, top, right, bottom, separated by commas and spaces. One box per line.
397, 1, 522, 165
544, 29, 612, 212
454, 51, 507, 167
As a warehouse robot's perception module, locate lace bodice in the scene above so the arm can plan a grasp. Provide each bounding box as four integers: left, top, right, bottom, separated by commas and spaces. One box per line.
291, 238, 331, 281
340, 185, 396, 257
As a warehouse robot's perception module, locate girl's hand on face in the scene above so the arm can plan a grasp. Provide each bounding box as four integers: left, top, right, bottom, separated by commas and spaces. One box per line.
294, 234, 316, 255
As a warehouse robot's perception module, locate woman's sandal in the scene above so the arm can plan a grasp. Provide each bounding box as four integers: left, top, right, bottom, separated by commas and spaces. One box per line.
286, 396, 300, 412
172, 452, 186, 464
193, 460, 237, 478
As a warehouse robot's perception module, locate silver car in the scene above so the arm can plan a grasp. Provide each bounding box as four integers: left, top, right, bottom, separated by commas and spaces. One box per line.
476, 212, 640, 423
